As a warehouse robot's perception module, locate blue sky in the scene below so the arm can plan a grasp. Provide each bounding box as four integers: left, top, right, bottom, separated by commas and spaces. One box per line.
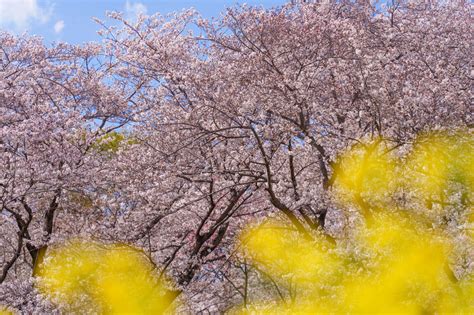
0, 0, 285, 45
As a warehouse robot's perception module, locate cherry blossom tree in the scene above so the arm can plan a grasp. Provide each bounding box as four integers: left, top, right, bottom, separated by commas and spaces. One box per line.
0, 32, 142, 311
1, 0, 472, 313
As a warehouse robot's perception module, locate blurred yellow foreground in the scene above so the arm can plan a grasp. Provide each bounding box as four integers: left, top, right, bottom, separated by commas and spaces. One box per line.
35, 240, 174, 314
239, 129, 473, 313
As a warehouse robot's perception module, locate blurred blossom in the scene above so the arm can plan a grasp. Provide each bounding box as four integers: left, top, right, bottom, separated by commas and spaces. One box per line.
0, 307, 13, 315
35, 240, 175, 314
239, 219, 340, 286
332, 138, 397, 210
404, 130, 473, 210
345, 214, 452, 313
238, 214, 472, 313
237, 129, 473, 313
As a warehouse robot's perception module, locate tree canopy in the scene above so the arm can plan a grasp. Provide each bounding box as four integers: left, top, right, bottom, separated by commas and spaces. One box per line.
0, 1, 472, 313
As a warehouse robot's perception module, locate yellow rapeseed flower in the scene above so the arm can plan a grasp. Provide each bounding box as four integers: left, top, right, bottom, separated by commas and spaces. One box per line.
332, 138, 397, 212
35, 240, 175, 314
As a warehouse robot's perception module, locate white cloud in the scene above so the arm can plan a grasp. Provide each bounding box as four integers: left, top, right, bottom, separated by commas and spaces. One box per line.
53, 19, 64, 33
0, 0, 52, 31
125, 1, 147, 19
